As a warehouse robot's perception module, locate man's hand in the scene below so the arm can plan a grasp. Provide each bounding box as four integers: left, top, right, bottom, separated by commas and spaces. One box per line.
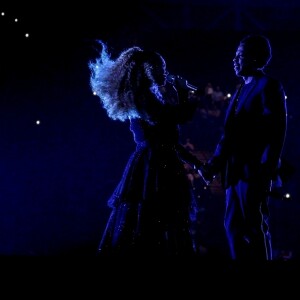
197, 163, 216, 186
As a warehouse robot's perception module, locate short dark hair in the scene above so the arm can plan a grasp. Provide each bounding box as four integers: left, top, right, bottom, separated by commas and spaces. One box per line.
239, 34, 272, 68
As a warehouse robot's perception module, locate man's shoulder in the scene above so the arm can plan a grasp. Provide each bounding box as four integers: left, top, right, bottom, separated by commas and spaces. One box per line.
259, 75, 283, 89
263, 74, 282, 84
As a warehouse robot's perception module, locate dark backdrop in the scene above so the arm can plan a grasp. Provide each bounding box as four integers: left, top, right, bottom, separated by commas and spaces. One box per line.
0, 1, 299, 258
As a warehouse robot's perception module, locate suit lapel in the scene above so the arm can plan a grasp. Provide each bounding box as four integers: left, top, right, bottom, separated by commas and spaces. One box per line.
224, 84, 243, 122
234, 81, 257, 113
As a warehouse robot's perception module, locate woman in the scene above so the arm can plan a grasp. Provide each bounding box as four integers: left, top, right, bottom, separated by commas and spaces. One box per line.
89, 41, 202, 256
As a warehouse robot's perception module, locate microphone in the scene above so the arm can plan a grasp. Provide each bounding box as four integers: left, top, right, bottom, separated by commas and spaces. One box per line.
167, 74, 198, 91
186, 82, 198, 91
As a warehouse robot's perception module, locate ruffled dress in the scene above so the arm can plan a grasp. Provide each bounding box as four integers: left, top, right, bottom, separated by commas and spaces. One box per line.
98, 100, 201, 256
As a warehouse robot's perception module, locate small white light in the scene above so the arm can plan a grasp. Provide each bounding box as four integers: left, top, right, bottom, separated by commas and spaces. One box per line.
36, 120, 40, 125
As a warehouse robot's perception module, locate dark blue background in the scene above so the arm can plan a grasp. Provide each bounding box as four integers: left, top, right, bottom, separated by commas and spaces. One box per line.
0, 1, 299, 258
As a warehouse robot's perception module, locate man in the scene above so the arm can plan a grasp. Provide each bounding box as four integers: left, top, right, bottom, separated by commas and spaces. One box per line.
199, 34, 287, 260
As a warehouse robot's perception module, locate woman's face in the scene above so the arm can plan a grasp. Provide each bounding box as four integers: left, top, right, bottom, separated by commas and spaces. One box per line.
152, 55, 168, 87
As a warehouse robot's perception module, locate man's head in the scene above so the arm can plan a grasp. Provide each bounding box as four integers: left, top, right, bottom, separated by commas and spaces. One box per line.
233, 34, 272, 77
240, 34, 272, 68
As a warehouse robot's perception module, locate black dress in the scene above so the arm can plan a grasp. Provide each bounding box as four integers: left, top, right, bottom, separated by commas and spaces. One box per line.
98, 100, 201, 256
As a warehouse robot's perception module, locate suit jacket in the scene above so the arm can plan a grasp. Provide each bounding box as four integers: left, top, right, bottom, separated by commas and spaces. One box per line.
209, 72, 287, 189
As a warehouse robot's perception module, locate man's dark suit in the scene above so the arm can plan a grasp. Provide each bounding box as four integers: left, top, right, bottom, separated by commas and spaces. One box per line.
208, 71, 287, 260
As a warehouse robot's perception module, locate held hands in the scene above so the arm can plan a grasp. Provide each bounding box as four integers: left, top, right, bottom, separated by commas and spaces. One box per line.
195, 162, 216, 186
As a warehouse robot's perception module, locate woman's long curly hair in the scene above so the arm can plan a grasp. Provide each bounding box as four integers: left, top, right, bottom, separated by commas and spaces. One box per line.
89, 40, 166, 122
